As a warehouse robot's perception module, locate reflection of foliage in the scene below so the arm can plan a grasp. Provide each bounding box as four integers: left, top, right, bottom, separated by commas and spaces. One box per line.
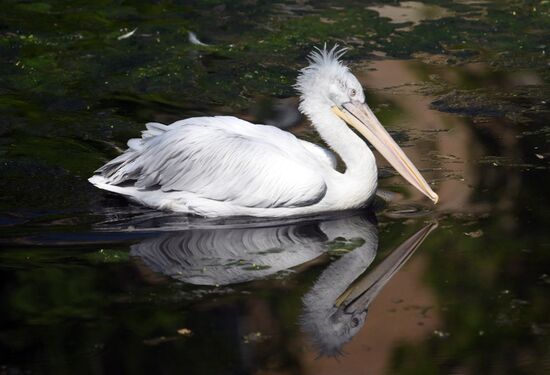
389, 216, 550, 374
5, 267, 103, 324
0, 252, 247, 374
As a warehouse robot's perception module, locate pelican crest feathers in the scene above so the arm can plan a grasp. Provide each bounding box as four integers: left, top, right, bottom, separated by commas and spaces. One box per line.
295, 44, 350, 97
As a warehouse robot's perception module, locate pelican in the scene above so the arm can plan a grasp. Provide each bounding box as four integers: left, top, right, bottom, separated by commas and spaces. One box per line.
89, 46, 438, 217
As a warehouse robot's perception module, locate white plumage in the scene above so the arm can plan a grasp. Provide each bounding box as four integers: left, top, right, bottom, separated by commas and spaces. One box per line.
90, 116, 338, 215
90, 46, 437, 217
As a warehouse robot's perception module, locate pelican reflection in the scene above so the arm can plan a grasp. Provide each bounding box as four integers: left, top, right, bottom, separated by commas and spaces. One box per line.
129, 212, 436, 355
300, 221, 436, 356
130, 212, 376, 285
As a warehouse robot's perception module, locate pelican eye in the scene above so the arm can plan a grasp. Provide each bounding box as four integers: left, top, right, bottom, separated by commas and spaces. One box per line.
350, 89, 357, 97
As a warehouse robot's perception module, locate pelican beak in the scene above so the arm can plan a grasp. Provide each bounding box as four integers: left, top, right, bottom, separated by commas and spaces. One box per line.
332, 101, 439, 204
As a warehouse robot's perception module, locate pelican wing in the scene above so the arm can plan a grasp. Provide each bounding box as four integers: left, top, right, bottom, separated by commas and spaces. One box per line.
95, 116, 327, 208
299, 140, 337, 169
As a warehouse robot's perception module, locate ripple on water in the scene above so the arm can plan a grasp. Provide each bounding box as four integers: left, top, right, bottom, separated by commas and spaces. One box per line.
383, 204, 432, 219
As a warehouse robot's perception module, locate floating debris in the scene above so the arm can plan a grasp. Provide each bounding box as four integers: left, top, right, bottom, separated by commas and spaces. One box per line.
464, 230, 483, 238
177, 328, 192, 336
188, 31, 209, 46
143, 328, 192, 345
242, 332, 269, 344
117, 28, 137, 40
143, 336, 178, 346
433, 329, 450, 338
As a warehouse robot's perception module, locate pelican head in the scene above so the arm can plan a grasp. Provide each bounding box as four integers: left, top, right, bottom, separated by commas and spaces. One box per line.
295, 46, 439, 204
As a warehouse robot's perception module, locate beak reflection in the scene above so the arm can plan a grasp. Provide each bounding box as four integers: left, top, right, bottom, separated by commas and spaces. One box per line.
335, 221, 438, 313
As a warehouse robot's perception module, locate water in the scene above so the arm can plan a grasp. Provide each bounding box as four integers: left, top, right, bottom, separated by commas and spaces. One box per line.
1, 1, 549, 374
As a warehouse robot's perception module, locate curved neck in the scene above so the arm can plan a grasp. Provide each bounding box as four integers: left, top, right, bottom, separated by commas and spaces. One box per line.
307, 106, 375, 175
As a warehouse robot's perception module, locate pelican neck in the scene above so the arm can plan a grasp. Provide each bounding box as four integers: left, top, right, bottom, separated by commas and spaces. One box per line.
307, 107, 375, 176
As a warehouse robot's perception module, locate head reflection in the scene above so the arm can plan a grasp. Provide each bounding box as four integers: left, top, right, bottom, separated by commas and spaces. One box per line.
128, 211, 435, 357
300, 221, 437, 356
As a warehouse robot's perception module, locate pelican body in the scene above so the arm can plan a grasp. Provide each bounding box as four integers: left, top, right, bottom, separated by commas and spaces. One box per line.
90, 46, 438, 217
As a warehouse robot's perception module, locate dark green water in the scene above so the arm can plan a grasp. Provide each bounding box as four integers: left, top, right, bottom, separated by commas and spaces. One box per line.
1, 1, 549, 374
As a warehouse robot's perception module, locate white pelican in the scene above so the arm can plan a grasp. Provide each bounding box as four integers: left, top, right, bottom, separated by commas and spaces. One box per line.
89, 46, 438, 217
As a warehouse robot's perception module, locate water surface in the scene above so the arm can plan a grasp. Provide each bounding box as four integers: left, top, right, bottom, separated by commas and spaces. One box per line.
1, 1, 549, 374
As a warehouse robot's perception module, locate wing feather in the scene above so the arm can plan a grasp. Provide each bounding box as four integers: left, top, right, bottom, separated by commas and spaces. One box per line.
96, 116, 327, 208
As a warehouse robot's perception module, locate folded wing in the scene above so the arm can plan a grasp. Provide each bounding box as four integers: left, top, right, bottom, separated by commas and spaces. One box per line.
95, 116, 327, 208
